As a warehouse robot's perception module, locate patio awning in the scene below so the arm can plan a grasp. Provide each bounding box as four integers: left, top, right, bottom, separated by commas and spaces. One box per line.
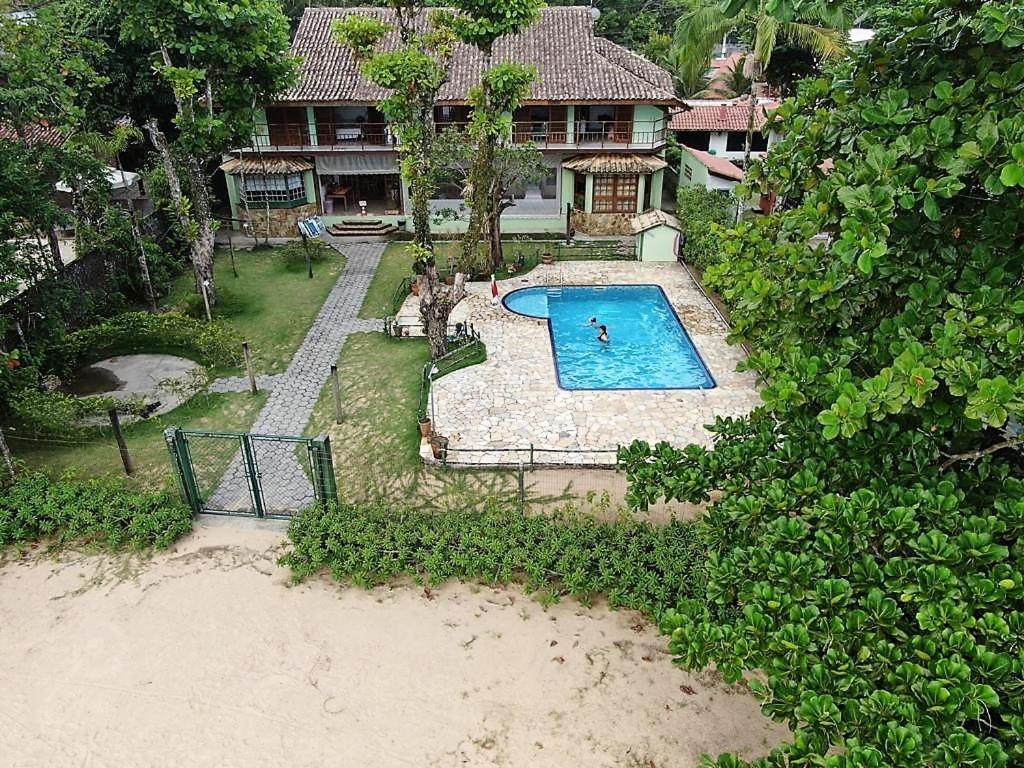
315, 153, 400, 176
563, 154, 668, 175
219, 157, 314, 175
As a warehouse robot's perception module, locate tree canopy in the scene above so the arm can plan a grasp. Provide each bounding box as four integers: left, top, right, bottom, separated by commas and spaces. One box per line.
622, 1, 1024, 766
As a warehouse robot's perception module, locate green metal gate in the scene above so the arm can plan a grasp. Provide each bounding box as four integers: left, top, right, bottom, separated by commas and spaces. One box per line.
164, 427, 338, 518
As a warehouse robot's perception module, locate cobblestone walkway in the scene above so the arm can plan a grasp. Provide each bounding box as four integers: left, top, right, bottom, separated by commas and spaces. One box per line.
206, 241, 384, 513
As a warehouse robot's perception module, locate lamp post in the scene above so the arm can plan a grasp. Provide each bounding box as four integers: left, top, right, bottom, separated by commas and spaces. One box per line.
429, 364, 439, 427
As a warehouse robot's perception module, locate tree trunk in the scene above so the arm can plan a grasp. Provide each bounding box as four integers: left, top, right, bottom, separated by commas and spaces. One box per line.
743, 68, 759, 172
185, 156, 217, 305
46, 226, 63, 274
116, 156, 158, 312
417, 265, 466, 359
131, 209, 158, 313
144, 119, 217, 305
0, 428, 14, 481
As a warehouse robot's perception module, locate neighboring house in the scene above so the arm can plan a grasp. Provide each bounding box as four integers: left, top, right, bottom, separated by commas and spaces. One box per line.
668, 98, 779, 163
679, 145, 745, 196
223, 6, 679, 236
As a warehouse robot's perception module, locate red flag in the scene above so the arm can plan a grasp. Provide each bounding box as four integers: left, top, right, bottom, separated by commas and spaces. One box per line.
490, 275, 499, 299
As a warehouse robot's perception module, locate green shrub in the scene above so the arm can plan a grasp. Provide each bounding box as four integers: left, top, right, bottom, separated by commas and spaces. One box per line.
53, 311, 241, 376
676, 186, 736, 269
0, 472, 192, 549
281, 501, 708, 618
7, 380, 141, 431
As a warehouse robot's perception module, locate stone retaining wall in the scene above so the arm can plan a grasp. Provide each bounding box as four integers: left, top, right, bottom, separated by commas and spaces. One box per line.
239, 203, 318, 238
571, 210, 634, 236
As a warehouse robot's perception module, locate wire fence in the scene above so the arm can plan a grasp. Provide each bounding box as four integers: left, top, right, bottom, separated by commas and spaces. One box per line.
329, 447, 697, 524
417, 333, 486, 420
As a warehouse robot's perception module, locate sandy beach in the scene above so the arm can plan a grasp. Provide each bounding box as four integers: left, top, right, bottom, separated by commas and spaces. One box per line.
0, 524, 783, 767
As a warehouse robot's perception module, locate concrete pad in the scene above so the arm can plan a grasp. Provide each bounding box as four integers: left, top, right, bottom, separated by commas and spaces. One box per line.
63, 353, 203, 417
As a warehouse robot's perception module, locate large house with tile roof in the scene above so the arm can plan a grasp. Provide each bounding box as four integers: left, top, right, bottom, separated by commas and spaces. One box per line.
222, 6, 680, 237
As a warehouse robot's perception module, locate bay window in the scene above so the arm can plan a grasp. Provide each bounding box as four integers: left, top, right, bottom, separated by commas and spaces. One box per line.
241, 173, 306, 205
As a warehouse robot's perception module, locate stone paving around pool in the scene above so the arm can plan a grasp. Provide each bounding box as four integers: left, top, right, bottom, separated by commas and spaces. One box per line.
430, 261, 760, 465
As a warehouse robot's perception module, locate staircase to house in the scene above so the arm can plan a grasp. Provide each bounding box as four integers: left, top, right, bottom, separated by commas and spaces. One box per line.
327, 218, 398, 237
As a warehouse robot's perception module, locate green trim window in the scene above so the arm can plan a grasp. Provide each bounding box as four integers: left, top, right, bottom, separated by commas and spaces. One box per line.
592, 174, 638, 213
241, 172, 306, 204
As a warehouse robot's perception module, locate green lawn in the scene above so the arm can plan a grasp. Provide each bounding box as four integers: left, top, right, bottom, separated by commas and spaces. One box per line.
11, 245, 340, 486
305, 333, 587, 514
11, 391, 267, 489
165, 245, 345, 376
306, 333, 516, 509
357, 240, 626, 319
358, 242, 419, 319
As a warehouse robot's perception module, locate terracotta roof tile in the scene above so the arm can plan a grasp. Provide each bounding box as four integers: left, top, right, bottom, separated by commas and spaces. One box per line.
682, 145, 745, 181
669, 99, 777, 132
631, 209, 683, 233
0, 122, 65, 146
220, 157, 314, 175
280, 6, 678, 104
563, 153, 668, 174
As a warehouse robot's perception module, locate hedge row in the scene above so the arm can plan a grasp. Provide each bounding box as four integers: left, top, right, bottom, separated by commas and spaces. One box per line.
54, 311, 241, 376
281, 501, 708, 619
0, 472, 192, 550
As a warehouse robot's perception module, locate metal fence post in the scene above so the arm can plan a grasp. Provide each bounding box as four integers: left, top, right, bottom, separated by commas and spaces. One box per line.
310, 436, 339, 507
517, 461, 525, 514
164, 427, 201, 513
240, 434, 265, 518
529, 443, 534, 468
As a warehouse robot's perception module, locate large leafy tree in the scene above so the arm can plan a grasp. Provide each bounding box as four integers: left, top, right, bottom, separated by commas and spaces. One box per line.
676, 0, 848, 167
0, 0, 102, 273
116, 0, 297, 305
621, 1, 1024, 766
334, 2, 468, 359
439, 0, 543, 274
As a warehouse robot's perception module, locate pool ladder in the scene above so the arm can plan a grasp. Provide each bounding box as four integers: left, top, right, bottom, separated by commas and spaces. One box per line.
545, 271, 565, 299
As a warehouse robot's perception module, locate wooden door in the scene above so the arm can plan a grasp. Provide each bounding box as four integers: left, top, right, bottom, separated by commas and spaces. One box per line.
266, 107, 309, 146
548, 105, 567, 143
612, 105, 634, 144
314, 107, 336, 146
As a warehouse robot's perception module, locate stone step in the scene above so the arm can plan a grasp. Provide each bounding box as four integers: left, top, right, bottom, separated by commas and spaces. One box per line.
328, 222, 398, 237
341, 218, 384, 226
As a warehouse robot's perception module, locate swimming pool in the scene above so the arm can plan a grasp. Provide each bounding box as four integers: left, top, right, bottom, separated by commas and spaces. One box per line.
502, 285, 715, 390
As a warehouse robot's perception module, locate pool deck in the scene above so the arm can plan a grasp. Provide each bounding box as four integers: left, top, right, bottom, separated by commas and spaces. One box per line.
427, 261, 760, 465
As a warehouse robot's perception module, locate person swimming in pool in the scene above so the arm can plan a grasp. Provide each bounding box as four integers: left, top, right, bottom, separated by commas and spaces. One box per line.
597, 325, 609, 343
588, 317, 598, 327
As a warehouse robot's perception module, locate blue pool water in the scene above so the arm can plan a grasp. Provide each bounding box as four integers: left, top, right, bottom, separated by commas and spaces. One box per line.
502, 285, 715, 390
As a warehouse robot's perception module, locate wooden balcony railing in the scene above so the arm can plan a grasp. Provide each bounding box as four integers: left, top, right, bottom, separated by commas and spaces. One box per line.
250, 118, 666, 151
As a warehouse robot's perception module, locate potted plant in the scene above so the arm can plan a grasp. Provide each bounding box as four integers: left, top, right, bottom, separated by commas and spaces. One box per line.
418, 416, 432, 437
541, 249, 554, 265
410, 280, 420, 296
430, 434, 449, 460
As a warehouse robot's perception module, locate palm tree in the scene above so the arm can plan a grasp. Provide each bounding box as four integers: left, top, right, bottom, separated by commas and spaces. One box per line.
665, 46, 713, 98
718, 54, 754, 98
675, 0, 850, 169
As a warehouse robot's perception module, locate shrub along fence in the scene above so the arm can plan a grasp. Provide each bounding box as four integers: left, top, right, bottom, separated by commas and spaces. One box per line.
53, 311, 242, 377
0, 471, 192, 549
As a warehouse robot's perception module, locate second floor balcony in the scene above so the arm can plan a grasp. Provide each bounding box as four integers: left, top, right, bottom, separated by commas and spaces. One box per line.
247, 105, 667, 154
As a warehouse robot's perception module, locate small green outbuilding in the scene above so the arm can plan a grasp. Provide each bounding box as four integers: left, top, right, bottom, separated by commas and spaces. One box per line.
630, 210, 683, 262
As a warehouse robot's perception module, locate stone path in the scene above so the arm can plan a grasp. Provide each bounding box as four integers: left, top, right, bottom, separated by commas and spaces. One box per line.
205, 241, 384, 513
